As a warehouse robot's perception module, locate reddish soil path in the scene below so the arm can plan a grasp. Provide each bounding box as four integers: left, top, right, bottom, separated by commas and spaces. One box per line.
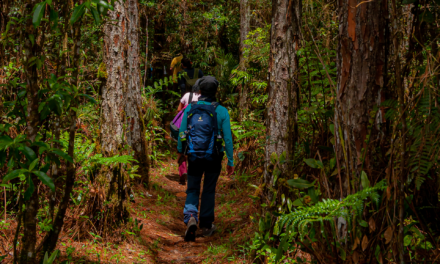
130, 159, 255, 263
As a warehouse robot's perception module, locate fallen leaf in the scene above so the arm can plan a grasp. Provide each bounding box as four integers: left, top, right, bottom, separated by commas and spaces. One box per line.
176, 192, 187, 198
384, 226, 393, 244
378, 252, 384, 264
362, 235, 368, 251
352, 237, 360, 250
369, 217, 376, 233
352, 251, 359, 264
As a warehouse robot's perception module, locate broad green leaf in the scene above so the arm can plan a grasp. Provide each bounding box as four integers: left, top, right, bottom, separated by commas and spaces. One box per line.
270, 152, 278, 165
20, 146, 37, 162
287, 198, 292, 212
96, 0, 114, 11
48, 250, 59, 263
308, 187, 318, 203
32, 141, 50, 154
70, 4, 86, 24
279, 151, 286, 164
48, 96, 63, 116
287, 178, 313, 189
292, 198, 304, 207
0, 135, 13, 149
49, 9, 59, 29
38, 102, 46, 113
43, 252, 49, 264
33, 2, 46, 28
404, 235, 412, 246
33, 171, 55, 191
275, 234, 288, 264
52, 149, 73, 163
339, 248, 346, 260
304, 158, 318, 168
46, 0, 52, 5
3, 169, 27, 183
90, 7, 100, 25
24, 175, 35, 200
29, 158, 39, 172
361, 171, 370, 188
359, 220, 368, 227
79, 94, 97, 104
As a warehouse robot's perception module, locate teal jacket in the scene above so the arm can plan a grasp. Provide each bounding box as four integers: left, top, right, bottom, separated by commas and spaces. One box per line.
177, 100, 234, 167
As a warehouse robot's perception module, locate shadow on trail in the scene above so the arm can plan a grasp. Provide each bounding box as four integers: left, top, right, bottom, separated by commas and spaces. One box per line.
165, 173, 181, 183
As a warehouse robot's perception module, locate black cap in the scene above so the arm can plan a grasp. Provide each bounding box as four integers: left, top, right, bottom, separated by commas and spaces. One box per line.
199, 76, 219, 98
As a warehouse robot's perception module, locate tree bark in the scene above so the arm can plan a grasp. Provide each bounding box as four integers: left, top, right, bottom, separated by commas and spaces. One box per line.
125, 0, 149, 183
20, 1, 40, 263
102, 0, 149, 180
238, 0, 250, 120
263, 0, 301, 198
334, 0, 386, 196
102, 1, 125, 156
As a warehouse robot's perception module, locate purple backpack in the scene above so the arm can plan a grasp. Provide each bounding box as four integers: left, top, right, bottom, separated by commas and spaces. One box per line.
170, 93, 193, 141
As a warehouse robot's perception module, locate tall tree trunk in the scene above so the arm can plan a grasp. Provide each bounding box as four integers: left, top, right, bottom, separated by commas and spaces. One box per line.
334, 0, 386, 196
238, 0, 250, 120
125, 0, 149, 183
102, 0, 148, 183
102, 1, 125, 156
263, 0, 301, 199
20, 1, 40, 263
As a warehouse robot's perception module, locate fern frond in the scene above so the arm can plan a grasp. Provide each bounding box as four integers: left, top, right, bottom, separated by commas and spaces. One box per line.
277, 180, 387, 239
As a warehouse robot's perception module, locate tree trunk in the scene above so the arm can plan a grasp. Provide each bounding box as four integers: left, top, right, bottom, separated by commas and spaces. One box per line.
102, 0, 148, 181
20, 1, 40, 263
125, 0, 149, 183
334, 0, 386, 197
102, 1, 125, 156
263, 0, 301, 198
238, 0, 250, 120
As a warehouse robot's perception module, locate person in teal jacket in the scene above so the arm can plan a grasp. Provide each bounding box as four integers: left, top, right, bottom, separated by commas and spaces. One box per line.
177, 76, 234, 241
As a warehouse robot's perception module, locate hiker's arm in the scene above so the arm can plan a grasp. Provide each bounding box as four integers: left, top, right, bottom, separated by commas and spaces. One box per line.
177, 102, 185, 112
177, 108, 189, 153
221, 110, 234, 167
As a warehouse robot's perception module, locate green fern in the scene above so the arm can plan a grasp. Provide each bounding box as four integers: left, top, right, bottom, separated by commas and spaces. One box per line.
275, 180, 387, 240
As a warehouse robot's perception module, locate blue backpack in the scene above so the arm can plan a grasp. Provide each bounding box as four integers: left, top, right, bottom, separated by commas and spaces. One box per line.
181, 102, 222, 161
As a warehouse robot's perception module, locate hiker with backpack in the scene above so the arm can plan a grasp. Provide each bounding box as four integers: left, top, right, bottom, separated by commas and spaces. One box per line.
170, 81, 202, 185
177, 76, 235, 241
178, 58, 203, 96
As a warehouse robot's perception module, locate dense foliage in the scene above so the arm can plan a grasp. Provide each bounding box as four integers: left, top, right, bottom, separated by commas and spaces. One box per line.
0, 0, 439, 263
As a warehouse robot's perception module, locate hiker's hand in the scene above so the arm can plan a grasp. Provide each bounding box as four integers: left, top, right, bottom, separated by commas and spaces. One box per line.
177, 153, 183, 164
226, 165, 235, 177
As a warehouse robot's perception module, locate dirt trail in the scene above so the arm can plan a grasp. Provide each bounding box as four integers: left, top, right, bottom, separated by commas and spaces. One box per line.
130, 158, 252, 264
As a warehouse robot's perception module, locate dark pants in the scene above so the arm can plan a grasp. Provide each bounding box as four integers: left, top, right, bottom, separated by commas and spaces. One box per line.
183, 154, 223, 228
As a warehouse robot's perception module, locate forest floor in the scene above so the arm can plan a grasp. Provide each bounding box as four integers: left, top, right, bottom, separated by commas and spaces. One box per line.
1, 157, 258, 263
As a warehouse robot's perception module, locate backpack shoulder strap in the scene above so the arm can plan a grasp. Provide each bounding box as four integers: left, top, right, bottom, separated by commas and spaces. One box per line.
189, 92, 193, 103
211, 102, 219, 109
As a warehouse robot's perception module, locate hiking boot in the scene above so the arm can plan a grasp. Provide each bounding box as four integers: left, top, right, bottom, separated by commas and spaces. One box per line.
179, 173, 187, 185
184, 217, 197, 242
200, 224, 216, 237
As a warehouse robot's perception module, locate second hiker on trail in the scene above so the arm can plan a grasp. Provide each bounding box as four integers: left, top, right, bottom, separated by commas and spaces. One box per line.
177, 76, 235, 242
172, 81, 202, 185
178, 58, 203, 97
